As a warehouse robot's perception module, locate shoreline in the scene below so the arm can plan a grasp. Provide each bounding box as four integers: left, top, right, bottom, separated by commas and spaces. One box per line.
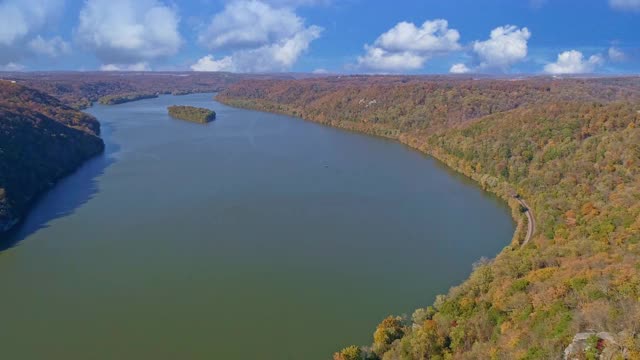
216, 95, 530, 251
0, 143, 105, 238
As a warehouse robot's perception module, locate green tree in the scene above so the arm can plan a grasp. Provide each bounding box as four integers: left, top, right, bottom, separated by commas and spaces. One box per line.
372, 316, 405, 357
333, 345, 363, 360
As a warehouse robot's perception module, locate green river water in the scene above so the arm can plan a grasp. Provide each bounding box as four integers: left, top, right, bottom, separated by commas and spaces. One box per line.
0, 94, 514, 359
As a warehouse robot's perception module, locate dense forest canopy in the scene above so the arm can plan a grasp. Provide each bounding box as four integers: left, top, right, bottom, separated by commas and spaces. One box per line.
98, 93, 158, 105
1, 72, 292, 109
0, 81, 104, 233
218, 76, 640, 359
167, 105, 216, 123
1, 73, 639, 358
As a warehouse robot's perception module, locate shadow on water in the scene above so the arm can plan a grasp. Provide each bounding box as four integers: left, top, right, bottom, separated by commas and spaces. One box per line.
0, 122, 119, 252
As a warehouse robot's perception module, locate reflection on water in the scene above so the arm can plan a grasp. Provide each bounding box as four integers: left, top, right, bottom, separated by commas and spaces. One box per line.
0, 123, 118, 251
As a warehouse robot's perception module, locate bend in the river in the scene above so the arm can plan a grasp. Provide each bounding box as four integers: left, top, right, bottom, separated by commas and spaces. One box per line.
0, 93, 515, 360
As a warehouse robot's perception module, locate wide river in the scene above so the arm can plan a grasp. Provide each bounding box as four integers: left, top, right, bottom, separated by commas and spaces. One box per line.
0, 93, 514, 359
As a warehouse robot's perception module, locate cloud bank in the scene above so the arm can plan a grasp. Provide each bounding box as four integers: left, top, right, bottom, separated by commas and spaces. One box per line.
544, 50, 604, 74
608, 47, 627, 62
472, 25, 531, 71
100, 62, 151, 71
0, 0, 66, 66
609, 0, 640, 11
28, 36, 71, 57
446, 25, 531, 74
76, 0, 182, 67
449, 63, 471, 74
357, 19, 461, 72
192, 0, 322, 72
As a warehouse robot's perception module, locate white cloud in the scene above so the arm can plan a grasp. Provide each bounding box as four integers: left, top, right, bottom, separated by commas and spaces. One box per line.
449, 63, 471, 74
472, 25, 531, 71
191, 55, 235, 72
0, 4, 30, 46
374, 20, 461, 54
232, 26, 321, 71
193, 26, 321, 72
76, 0, 182, 64
0, 62, 25, 71
312, 68, 328, 74
357, 19, 461, 72
543, 50, 604, 74
193, 0, 322, 72
608, 47, 627, 62
100, 62, 151, 71
199, 0, 308, 50
609, 0, 640, 11
0, 0, 61, 46
28, 36, 71, 57
0, 0, 66, 66
358, 47, 427, 72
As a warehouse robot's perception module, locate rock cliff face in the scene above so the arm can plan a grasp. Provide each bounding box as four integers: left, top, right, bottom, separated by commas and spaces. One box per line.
563, 332, 625, 359
0, 81, 104, 233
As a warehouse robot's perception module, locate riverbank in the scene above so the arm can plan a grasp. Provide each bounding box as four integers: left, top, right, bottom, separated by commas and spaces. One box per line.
0, 93, 515, 360
98, 93, 159, 105
216, 96, 529, 249
0, 82, 105, 236
216, 82, 640, 359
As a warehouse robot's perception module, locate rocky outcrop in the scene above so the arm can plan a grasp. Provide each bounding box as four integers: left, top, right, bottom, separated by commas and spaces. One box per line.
564, 332, 627, 360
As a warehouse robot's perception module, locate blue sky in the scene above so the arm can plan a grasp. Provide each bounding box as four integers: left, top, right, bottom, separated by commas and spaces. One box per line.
0, 0, 638, 74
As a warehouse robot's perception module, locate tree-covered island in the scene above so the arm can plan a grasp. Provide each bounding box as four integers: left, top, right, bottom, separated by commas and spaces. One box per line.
98, 93, 159, 105
167, 105, 216, 123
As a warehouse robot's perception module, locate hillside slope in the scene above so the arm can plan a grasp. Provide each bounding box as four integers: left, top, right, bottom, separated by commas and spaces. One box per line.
0, 81, 104, 233
3, 72, 293, 109
218, 77, 640, 359
217, 76, 640, 135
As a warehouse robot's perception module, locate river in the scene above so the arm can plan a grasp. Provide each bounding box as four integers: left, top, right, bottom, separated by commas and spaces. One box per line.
0, 93, 514, 359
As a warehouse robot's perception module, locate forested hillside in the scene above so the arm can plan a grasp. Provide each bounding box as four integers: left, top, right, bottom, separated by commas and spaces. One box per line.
2, 72, 292, 109
217, 76, 640, 134
0, 81, 104, 233
98, 93, 159, 105
218, 76, 640, 359
167, 106, 216, 123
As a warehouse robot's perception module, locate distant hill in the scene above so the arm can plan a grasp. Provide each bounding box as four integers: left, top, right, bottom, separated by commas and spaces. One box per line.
218, 76, 640, 136
0, 81, 104, 233
98, 93, 159, 105
3, 72, 295, 109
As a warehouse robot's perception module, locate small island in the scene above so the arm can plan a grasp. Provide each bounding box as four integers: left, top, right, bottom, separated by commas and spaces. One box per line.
167, 105, 216, 124
171, 90, 192, 96
98, 93, 159, 105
